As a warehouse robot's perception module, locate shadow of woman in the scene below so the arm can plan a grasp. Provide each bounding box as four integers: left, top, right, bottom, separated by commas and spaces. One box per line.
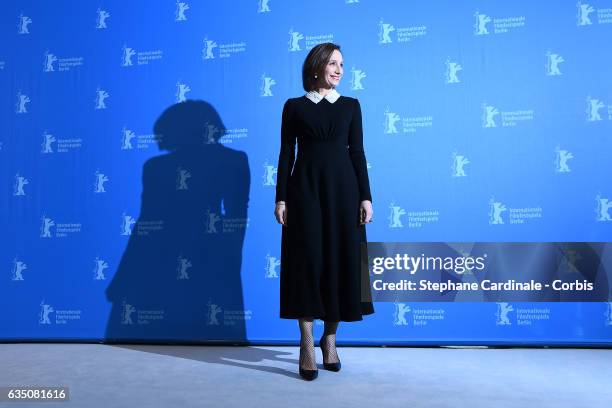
104, 100, 250, 343
105, 344, 304, 380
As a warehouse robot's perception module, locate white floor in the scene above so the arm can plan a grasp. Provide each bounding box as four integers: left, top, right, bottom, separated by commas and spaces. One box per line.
1, 344, 611, 408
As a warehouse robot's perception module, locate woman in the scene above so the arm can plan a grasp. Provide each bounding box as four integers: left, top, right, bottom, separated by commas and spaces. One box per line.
274, 42, 375, 381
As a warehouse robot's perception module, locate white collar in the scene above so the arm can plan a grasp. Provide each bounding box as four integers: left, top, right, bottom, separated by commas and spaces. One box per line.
305, 88, 341, 104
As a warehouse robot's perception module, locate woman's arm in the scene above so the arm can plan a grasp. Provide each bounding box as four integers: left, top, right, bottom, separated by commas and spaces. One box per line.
275, 99, 296, 203
348, 98, 372, 203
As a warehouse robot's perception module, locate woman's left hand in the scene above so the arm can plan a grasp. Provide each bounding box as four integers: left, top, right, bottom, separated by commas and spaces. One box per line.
359, 200, 373, 225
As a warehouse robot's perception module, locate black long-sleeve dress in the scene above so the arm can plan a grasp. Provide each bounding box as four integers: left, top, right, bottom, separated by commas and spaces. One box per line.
275, 92, 375, 322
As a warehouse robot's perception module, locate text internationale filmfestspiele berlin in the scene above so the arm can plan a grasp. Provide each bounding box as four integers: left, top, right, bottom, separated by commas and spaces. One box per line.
370, 253, 594, 293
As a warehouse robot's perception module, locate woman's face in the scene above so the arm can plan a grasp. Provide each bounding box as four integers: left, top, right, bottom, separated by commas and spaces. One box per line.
322, 49, 343, 88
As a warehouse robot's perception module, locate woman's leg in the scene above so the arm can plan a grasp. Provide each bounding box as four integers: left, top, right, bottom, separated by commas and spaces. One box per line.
321, 321, 340, 363
298, 317, 316, 370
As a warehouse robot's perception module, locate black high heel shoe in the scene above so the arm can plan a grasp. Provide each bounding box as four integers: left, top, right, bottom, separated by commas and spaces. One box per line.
319, 334, 341, 372
299, 345, 318, 381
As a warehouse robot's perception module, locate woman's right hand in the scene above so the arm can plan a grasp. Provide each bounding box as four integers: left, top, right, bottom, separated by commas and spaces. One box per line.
275, 201, 287, 226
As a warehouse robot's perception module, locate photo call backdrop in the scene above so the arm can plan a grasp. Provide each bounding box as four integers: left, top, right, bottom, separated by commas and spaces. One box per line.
2, 0, 612, 345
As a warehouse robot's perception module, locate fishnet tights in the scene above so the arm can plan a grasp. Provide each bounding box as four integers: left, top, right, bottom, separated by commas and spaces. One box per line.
298, 318, 316, 370
298, 318, 340, 370
321, 321, 339, 364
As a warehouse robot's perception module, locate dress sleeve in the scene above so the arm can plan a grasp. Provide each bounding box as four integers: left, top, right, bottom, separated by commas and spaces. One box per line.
348, 98, 372, 203
275, 98, 296, 203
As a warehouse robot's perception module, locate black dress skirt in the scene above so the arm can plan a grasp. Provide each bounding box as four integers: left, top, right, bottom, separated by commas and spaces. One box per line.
275, 94, 375, 322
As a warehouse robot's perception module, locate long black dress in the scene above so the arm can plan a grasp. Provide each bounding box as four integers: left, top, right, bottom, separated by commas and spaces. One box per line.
275, 90, 375, 322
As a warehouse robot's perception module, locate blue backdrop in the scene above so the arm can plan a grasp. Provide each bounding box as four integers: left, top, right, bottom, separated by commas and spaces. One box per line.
2, 0, 611, 345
